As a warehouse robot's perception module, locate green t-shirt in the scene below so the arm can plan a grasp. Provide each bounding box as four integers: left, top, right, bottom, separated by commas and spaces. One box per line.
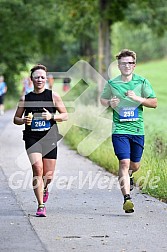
101, 74, 156, 135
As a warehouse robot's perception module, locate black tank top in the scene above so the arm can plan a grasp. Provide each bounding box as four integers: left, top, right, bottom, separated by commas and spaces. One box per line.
23, 89, 58, 140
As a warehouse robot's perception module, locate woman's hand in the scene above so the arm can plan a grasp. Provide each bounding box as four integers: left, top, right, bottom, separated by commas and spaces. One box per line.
42, 108, 52, 120
24, 112, 33, 125
23, 116, 32, 125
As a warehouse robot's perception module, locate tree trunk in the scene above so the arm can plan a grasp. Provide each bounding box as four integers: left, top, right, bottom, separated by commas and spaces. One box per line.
97, 18, 111, 106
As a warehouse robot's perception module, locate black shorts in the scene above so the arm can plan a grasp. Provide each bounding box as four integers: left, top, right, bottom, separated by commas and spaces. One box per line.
25, 137, 57, 159
0, 95, 4, 105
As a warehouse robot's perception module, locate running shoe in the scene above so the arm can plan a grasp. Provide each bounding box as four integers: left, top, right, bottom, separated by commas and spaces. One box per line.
36, 204, 46, 217
130, 175, 134, 191
0, 110, 4, 116
43, 188, 49, 203
123, 198, 134, 213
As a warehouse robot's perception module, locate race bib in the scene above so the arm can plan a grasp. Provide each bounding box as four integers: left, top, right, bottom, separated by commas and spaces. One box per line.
119, 107, 139, 122
31, 113, 51, 131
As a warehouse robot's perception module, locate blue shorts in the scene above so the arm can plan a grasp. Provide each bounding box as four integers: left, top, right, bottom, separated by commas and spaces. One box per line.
112, 134, 144, 162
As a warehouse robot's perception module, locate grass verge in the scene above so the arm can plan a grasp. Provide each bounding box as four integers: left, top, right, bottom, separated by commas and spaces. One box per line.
60, 104, 167, 203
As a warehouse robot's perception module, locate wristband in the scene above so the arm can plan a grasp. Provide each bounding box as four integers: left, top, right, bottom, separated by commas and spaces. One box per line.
51, 113, 55, 120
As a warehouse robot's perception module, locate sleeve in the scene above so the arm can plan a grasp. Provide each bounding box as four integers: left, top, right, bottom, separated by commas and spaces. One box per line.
142, 79, 156, 98
100, 82, 113, 100
2, 83, 7, 94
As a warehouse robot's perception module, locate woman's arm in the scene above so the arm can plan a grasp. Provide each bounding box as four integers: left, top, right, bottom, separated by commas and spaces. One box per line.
13, 100, 32, 125
52, 92, 68, 122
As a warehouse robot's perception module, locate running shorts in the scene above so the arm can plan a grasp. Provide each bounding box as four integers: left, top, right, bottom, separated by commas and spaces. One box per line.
0, 95, 4, 105
25, 137, 57, 159
112, 134, 144, 162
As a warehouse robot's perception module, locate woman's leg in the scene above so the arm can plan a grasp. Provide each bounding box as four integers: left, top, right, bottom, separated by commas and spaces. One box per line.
43, 158, 56, 189
29, 152, 44, 205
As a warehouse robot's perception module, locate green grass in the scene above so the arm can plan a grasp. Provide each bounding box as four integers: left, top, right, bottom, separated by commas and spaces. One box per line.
136, 59, 167, 104
59, 59, 167, 202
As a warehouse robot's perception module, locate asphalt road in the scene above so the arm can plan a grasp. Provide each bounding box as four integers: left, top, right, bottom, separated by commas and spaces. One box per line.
0, 110, 167, 252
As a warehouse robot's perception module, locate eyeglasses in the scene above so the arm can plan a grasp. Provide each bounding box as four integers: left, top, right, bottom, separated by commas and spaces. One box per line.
119, 62, 135, 67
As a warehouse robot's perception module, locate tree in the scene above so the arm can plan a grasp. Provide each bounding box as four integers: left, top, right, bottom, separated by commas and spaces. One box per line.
0, 0, 59, 93
125, 0, 167, 36
1, 0, 166, 98
53, 0, 135, 104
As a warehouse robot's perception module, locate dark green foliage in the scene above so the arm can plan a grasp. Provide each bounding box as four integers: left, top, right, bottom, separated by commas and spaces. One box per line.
0, 0, 167, 96
125, 0, 167, 35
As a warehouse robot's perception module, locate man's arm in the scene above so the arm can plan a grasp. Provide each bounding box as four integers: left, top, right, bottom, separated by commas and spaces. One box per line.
100, 98, 110, 107
100, 82, 113, 107
126, 90, 157, 108
138, 97, 157, 108
100, 97, 120, 108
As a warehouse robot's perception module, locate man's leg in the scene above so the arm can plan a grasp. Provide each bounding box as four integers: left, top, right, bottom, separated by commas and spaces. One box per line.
112, 134, 134, 213
118, 159, 134, 213
118, 159, 130, 196
129, 161, 140, 191
129, 135, 144, 190
129, 161, 140, 174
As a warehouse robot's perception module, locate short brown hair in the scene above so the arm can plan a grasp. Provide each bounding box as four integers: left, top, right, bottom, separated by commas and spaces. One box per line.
116, 49, 136, 62
30, 64, 47, 80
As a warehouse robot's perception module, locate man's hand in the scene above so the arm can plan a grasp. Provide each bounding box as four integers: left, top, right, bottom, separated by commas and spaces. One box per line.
126, 90, 140, 102
109, 96, 120, 108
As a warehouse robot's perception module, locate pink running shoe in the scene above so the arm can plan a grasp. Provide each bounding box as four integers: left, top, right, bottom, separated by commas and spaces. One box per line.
36, 205, 46, 217
43, 189, 49, 203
